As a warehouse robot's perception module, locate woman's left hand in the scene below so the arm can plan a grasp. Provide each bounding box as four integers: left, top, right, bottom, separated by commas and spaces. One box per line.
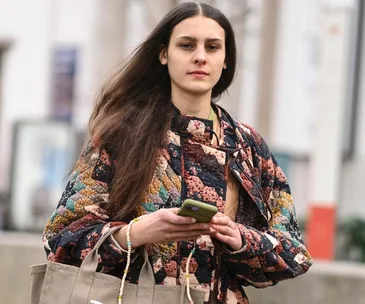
209, 212, 242, 251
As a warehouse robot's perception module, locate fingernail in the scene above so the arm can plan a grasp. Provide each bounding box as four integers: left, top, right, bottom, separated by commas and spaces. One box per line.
191, 218, 197, 223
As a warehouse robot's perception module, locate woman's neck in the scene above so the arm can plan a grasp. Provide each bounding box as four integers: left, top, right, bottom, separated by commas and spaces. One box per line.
171, 88, 212, 119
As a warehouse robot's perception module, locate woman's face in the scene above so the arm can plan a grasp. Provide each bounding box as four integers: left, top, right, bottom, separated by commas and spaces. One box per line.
160, 15, 226, 97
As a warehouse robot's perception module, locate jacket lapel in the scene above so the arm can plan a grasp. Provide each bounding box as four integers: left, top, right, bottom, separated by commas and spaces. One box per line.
218, 107, 270, 227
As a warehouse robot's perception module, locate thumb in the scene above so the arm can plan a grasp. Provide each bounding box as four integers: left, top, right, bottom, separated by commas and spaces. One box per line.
169, 207, 181, 215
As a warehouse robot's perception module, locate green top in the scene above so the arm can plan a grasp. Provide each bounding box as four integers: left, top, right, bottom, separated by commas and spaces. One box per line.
208, 107, 217, 121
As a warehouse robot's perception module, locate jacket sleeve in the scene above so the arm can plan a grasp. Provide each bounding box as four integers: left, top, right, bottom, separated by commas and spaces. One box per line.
216, 126, 313, 288
42, 140, 136, 268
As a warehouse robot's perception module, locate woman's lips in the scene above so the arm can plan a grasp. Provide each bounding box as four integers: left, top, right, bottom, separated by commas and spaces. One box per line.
188, 70, 209, 78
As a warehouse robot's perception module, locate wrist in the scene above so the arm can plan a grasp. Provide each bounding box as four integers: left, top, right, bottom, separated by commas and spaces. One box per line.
129, 220, 144, 248
112, 218, 146, 249
112, 226, 128, 250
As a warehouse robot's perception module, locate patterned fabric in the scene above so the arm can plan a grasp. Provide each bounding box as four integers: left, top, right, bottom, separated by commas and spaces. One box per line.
43, 105, 312, 303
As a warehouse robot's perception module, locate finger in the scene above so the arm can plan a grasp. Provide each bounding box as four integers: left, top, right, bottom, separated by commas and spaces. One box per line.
210, 215, 229, 226
169, 207, 181, 214
212, 220, 238, 235
227, 219, 238, 230
207, 227, 218, 237
163, 208, 197, 224
212, 231, 235, 245
213, 231, 243, 251
167, 231, 206, 241
223, 218, 237, 230
211, 216, 237, 230
174, 223, 210, 232
171, 230, 210, 238
172, 235, 202, 242
210, 212, 226, 224
210, 224, 235, 237
211, 212, 225, 219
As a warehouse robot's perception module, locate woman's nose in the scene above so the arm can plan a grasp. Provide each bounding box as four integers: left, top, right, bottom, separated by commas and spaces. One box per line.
193, 47, 207, 64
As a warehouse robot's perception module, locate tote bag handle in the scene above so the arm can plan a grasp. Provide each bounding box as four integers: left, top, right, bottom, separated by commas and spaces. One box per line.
70, 225, 155, 304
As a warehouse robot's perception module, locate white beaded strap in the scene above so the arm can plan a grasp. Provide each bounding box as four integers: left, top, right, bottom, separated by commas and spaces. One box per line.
117, 217, 196, 304
117, 217, 140, 304
185, 244, 196, 304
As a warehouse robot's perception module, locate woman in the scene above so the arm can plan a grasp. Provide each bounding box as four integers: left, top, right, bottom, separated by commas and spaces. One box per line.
43, 2, 312, 303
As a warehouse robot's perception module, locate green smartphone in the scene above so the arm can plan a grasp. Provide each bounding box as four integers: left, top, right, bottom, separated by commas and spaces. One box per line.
178, 199, 218, 223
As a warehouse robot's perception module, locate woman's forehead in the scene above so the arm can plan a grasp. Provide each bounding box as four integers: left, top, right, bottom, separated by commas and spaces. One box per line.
171, 16, 225, 41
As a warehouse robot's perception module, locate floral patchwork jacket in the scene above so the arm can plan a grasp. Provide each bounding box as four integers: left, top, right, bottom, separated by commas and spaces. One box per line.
43, 105, 312, 303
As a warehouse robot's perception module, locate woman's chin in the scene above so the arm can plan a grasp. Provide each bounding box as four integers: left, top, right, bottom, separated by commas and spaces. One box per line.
183, 85, 213, 96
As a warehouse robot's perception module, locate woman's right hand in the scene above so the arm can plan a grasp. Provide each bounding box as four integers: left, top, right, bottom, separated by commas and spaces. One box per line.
113, 208, 212, 249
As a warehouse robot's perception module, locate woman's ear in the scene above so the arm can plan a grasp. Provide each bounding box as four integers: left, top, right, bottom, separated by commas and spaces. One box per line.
223, 62, 227, 69
159, 47, 168, 65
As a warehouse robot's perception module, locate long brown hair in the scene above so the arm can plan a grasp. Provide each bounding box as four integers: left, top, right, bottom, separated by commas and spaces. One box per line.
89, 2, 237, 220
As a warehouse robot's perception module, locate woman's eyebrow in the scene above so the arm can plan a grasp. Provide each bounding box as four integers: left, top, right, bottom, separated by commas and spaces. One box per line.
176, 36, 223, 43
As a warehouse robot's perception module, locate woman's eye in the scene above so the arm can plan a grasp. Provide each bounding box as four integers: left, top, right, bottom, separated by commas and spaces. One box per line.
206, 45, 219, 51
180, 44, 194, 49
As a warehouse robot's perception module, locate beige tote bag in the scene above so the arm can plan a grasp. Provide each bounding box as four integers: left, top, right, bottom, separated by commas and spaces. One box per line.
30, 227, 206, 304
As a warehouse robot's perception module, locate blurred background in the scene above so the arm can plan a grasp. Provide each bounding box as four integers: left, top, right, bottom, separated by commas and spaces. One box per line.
0, 0, 365, 303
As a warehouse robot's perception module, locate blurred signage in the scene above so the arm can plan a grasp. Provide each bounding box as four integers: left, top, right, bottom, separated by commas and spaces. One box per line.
50, 48, 77, 121
8, 120, 77, 231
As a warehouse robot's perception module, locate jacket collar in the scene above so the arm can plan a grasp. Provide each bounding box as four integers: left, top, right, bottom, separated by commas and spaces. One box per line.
170, 104, 215, 145
170, 103, 239, 148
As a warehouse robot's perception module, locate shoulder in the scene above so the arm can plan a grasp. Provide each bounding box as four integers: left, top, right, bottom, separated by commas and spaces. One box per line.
235, 121, 259, 142
217, 105, 274, 162
79, 137, 113, 161
75, 138, 114, 178
216, 105, 270, 154
237, 122, 272, 161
